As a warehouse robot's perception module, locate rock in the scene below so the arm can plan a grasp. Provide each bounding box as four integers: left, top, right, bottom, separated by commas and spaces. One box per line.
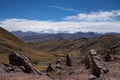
66, 54, 72, 67
89, 74, 96, 80
46, 63, 55, 73
103, 50, 112, 62
84, 56, 91, 69
9, 52, 30, 66
89, 49, 109, 77
9, 51, 43, 75
0, 63, 23, 73
34, 69, 45, 75
55, 58, 64, 72
0, 64, 6, 73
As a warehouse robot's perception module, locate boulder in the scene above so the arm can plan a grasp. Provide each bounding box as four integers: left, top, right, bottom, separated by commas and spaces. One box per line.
66, 54, 72, 67
103, 50, 112, 62
9, 51, 42, 75
89, 49, 109, 77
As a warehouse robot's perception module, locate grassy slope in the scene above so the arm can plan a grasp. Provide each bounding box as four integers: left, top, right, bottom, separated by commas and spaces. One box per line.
0, 27, 55, 70
29, 35, 120, 61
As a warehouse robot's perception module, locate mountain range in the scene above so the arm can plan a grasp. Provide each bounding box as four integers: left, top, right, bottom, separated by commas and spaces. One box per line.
12, 30, 120, 42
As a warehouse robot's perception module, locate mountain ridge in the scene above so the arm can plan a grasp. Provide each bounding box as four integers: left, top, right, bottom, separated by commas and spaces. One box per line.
12, 30, 120, 42
12, 30, 101, 42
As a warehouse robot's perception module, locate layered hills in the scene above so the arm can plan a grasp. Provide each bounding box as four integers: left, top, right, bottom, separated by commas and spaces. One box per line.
29, 34, 120, 59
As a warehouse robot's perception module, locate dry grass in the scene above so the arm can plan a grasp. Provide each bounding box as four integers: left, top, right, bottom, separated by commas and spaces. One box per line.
0, 27, 56, 71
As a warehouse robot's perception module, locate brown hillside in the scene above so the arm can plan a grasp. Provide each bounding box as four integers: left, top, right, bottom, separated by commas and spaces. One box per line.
0, 27, 55, 70
29, 35, 120, 60
0, 27, 38, 62
80, 35, 120, 54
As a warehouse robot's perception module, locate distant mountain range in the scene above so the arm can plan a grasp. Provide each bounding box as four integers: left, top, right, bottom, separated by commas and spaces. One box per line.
11, 30, 120, 42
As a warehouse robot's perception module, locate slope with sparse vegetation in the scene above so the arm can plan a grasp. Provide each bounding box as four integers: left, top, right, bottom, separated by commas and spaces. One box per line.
0, 27, 56, 70
0, 27, 120, 80
29, 34, 120, 61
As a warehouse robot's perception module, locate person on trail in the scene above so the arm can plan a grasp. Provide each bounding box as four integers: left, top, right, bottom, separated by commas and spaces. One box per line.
89, 49, 109, 77
46, 63, 55, 73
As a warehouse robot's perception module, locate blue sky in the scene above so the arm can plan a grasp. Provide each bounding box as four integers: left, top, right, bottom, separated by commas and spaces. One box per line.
0, 0, 120, 33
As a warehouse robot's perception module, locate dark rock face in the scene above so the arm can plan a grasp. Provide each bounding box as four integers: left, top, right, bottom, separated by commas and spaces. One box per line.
9, 52, 43, 75
66, 54, 72, 67
9, 52, 30, 66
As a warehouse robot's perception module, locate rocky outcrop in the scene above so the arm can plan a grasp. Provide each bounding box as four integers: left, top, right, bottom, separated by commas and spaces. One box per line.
55, 58, 64, 72
89, 49, 109, 77
103, 50, 112, 62
7, 51, 43, 75
66, 54, 72, 67
9, 52, 35, 73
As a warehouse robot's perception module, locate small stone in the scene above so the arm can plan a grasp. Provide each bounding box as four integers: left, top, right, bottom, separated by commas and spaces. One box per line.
89, 74, 96, 80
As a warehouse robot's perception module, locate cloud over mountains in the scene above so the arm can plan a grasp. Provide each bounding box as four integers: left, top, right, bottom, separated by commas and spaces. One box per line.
0, 10, 120, 33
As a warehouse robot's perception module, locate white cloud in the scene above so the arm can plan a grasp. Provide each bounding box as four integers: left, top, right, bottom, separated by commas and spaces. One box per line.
0, 18, 120, 33
48, 5, 78, 12
64, 10, 120, 22
0, 10, 120, 33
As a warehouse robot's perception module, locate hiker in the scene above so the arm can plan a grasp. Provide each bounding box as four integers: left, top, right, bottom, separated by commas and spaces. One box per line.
46, 63, 55, 73
84, 56, 91, 69
89, 49, 109, 77
66, 54, 72, 67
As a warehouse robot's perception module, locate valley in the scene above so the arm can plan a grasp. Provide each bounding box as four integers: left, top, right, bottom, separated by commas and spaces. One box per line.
0, 27, 120, 80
